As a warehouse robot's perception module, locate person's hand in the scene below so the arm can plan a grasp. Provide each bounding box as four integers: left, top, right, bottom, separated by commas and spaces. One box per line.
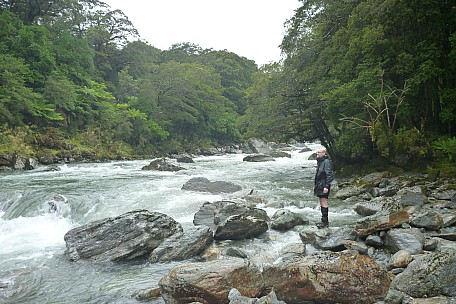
323, 187, 328, 193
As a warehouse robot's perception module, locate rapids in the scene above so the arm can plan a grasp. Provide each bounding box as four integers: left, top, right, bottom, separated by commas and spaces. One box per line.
0, 143, 359, 303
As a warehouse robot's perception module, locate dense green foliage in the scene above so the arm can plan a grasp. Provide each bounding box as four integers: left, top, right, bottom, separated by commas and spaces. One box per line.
1, 0, 455, 169
0, 1, 256, 159
244, 0, 456, 167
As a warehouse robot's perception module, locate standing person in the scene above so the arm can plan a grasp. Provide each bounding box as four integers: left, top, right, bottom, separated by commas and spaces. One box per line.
314, 149, 334, 228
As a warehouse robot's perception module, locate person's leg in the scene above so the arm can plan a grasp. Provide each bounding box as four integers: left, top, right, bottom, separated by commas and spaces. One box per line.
317, 197, 329, 228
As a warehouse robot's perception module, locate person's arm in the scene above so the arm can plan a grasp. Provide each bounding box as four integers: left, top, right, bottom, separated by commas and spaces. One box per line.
323, 160, 334, 189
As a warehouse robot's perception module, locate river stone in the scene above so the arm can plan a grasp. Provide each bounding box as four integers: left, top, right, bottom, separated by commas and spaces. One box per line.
182, 177, 242, 194
142, 158, 184, 171
242, 154, 275, 162
384, 228, 425, 254
193, 200, 269, 232
299, 226, 357, 251
391, 251, 456, 298
262, 251, 390, 304
353, 200, 383, 216
64, 209, 182, 262
159, 258, 264, 304
355, 201, 409, 237
388, 249, 413, 269
270, 209, 308, 231
334, 184, 369, 200
246, 138, 272, 154
214, 214, 269, 240
410, 296, 456, 304
394, 186, 426, 207
409, 210, 444, 231
148, 225, 213, 263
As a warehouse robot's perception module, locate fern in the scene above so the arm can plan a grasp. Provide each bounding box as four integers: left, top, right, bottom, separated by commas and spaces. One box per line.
433, 137, 456, 161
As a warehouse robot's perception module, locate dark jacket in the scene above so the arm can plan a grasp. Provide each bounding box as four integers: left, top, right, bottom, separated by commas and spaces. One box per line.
314, 155, 334, 196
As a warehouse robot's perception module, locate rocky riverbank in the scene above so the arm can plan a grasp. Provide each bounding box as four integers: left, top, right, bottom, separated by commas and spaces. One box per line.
2, 140, 455, 303
58, 165, 456, 304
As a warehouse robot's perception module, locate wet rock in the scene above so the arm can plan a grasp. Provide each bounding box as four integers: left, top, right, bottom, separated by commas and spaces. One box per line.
214, 214, 269, 240
270, 209, 308, 231
175, 154, 194, 163
159, 258, 264, 304
263, 251, 390, 304
242, 154, 275, 162
142, 158, 184, 171
299, 226, 357, 251
64, 210, 182, 262
245, 138, 273, 154
182, 177, 242, 194
278, 243, 307, 261
24, 158, 38, 170
269, 151, 291, 158
224, 247, 249, 259
193, 201, 269, 232
148, 225, 213, 263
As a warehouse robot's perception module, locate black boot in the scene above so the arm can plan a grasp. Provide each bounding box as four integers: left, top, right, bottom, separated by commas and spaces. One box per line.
316, 207, 329, 228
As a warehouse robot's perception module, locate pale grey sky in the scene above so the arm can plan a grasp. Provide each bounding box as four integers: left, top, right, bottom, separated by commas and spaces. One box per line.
102, 0, 300, 65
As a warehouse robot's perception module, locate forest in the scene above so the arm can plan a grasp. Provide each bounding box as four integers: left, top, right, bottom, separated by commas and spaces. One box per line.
1, 0, 455, 173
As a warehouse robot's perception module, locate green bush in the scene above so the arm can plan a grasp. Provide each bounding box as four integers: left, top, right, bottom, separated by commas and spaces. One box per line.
433, 137, 456, 161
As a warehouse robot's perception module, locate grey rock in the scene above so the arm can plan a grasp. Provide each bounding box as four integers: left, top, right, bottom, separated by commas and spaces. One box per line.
182, 177, 242, 194
384, 228, 425, 254
214, 214, 269, 240
391, 251, 456, 298
270, 209, 308, 231
64, 210, 182, 262
148, 225, 213, 263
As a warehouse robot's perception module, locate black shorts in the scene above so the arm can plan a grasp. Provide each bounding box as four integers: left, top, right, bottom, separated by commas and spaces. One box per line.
317, 192, 329, 199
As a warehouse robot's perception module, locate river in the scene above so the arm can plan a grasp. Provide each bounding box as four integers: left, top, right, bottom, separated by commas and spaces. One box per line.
0, 143, 360, 303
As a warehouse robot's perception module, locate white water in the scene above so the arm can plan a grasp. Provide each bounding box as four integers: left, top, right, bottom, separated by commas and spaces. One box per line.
0, 143, 359, 303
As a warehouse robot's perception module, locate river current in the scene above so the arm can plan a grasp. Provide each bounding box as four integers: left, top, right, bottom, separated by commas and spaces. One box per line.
0, 143, 360, 303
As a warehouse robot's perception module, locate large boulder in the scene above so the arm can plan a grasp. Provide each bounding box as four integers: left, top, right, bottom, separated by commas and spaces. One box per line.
391, 251, 456, 298
159, 258, 264, 304
64, 210, 182, 262
193, 201, 269, 232
355, 200, 409, 237
383, 228, 426, 254
262, 251, 390, 304
148, 225, 213, 263
242, 154, 275, 162
142, 158, 184, 171
394, 186, 426, 207
182, 177, 242, 194
214, 214, 269, 240
270, 209, 308, 231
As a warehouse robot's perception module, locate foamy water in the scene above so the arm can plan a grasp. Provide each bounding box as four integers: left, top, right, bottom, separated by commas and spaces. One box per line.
0, 143, 360, 303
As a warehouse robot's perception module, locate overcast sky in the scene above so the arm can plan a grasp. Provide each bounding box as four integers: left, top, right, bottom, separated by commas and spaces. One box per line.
102, 0, 300, 65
